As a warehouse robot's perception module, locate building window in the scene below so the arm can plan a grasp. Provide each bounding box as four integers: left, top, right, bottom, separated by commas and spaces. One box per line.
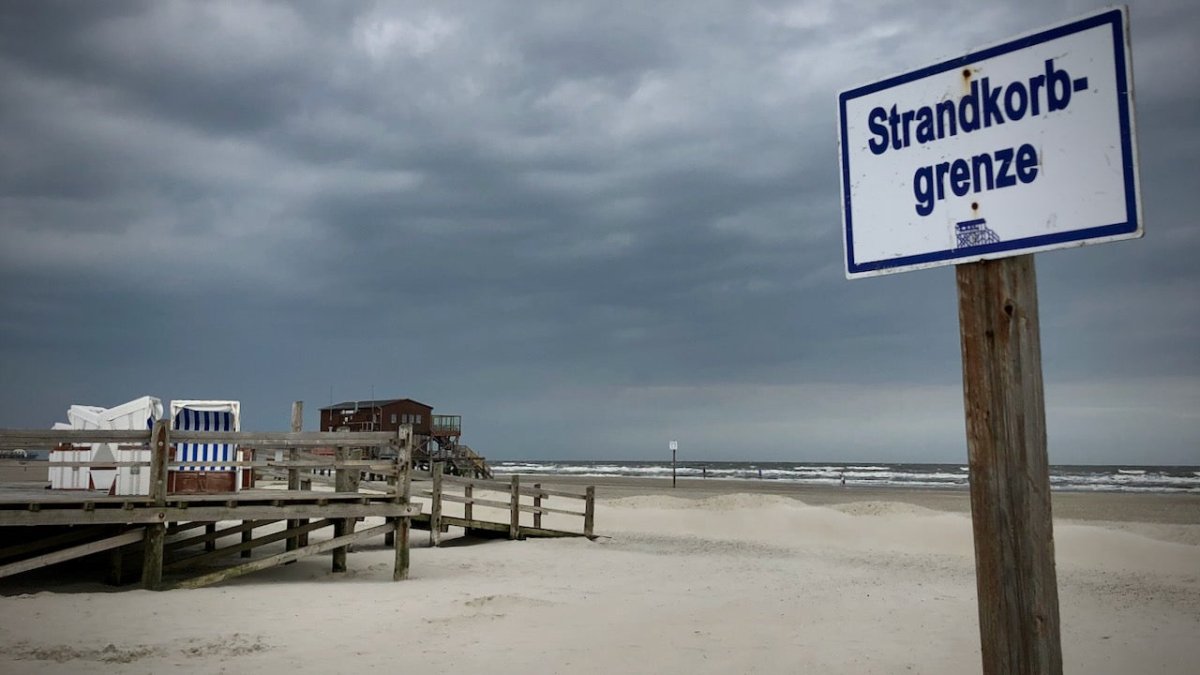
390, 413, 397, 424
416, 414, 422, 424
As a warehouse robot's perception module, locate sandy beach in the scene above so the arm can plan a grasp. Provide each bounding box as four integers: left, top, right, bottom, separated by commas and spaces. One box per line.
1, 474, 1197, 674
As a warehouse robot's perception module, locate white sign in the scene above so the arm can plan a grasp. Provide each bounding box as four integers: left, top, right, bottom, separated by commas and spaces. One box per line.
669, 440, 678, 451
838, 7, 1141, 278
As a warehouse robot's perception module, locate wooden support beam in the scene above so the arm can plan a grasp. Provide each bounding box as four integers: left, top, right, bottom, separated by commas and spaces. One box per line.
332, 446, 351, 573
287, 402, 303, 556
393, 517, 410, 581
204, 523, 217, 552
174, 522, 394, 590
166, 520, 273, 552
393, 434, 411, 580
430, 462, 443, 548
463, 483, 473, 522
584, 486, 595, 539
106, 537, 125, 586
166, 519, 334, 571
142, 419, 169, 590
241, 523, 253, 559
957, 256, 1062, 675
141, 524, 165, 590
0, 529, 143, 580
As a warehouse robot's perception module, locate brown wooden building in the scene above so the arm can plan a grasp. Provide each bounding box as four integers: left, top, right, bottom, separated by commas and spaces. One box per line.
319, 399, 433, 437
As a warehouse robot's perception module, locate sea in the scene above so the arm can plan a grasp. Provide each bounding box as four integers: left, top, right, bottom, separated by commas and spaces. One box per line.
491, 460, 1200, 494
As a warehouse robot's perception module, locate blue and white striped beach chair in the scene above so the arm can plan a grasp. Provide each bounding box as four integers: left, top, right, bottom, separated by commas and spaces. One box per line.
171, 403, 238, 473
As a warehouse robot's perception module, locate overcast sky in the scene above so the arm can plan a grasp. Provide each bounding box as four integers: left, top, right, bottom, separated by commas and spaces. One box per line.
1, 1, 1196, 464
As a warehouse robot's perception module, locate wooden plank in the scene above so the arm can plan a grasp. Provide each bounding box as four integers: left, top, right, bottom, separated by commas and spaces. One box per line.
957, 255, 1061, 675
174, 522, 394, 589
0, 503, 420, 526
0, 429, 149, 448
463, 483, 473, 522
439, 474, 515, 491
427, 493, 512, 510
171, 431, 395, 447
166, 519, 334, 571
437, 516, 586, 540
519, 503, 586, 518
0, 529, 144, 579
523, 486, 589, 500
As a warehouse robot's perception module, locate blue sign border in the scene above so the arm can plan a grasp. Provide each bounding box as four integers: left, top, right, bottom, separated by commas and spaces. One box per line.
839, 8, 1139, 276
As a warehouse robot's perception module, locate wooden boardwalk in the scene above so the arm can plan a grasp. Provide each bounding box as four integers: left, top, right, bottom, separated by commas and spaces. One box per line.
0, 425, 419, 589
0, 426, 596, 590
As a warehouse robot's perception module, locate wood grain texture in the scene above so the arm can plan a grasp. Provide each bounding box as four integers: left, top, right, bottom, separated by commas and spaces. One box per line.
957, 255, 1062, 675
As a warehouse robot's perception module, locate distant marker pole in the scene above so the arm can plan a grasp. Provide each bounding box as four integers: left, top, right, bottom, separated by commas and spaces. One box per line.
669, 440, 678, 488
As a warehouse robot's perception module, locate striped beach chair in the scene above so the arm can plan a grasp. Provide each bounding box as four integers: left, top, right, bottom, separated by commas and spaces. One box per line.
171, 401, 240, 474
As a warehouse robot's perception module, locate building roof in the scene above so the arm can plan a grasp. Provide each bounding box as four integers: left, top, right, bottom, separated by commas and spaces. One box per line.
320, 398, 432, 411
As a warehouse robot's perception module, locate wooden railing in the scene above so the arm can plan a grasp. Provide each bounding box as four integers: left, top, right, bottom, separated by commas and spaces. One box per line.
415, 463, 594, 545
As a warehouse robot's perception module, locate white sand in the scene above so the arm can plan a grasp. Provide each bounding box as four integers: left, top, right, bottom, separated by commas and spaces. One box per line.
1, 490, 1197, 674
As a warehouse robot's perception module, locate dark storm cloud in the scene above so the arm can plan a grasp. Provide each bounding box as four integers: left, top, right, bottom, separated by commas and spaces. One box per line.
1, 1, 1196, 464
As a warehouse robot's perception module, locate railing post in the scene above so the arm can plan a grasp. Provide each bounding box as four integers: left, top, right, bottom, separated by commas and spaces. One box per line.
332, 445, 351, 572
584, 486, 595, 539
430, 461, 443, 547
287, 401, 303, 554
393, 430, 412, 581
463, 483, 474, 524
141, 420, 168, 590
533, 483, 543, 529
509, 475, 520, 540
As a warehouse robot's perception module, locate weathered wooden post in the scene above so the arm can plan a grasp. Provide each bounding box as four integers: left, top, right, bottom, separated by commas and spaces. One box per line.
430, 461, 443, 547
332, 445, 351, 573
106, 529, 124, 586
393, 428, 412, 581
958, 256, 1061, 674
584, 486, 595, 539
463, 482, 474, 524
287, 401, 303, 554
141, 419, 169, 590
509, 475, 520, 540
533, 483, 543, 529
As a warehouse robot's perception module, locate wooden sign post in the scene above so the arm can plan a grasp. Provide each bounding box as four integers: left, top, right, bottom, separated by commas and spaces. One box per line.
837, 9, 1140, 674
957, 255, 1061, 674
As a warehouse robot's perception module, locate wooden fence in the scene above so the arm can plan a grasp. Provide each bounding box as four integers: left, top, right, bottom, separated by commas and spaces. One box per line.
415, 462, 595, 545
